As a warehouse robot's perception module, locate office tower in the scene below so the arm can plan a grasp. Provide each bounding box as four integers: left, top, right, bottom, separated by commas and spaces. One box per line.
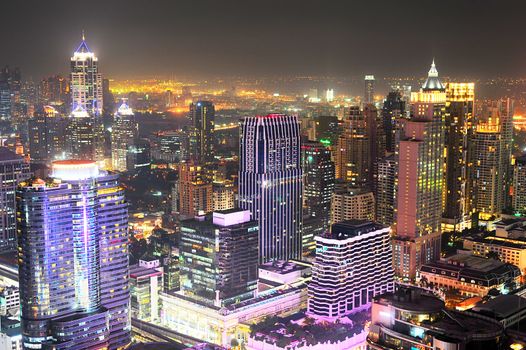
335, 106, 371, 186
0, 148, 30, 248
178, 161, 213, 217
472, 99, 514, 221
17, 160, 130, 349
102, 78, 114, 116
129, 260, 163, 322
368, 286, 503, 350
152, 130, 188, 163
238, 114, 303, 263
70, 34, 103, 116
315, 115, 342, 146
443, 83, 475, 231
382, 90, 406, 153
66, 106, 105, 162
0, 66, 21, 120
392, 60, 446, 279
331, 185, 375, 224
212, 179, 235, 211
127, 138, 151, 171
364, 75, 375, 104
111, 100, 138, 172
189, 101, 215, 163
308, 220, 394, 319
301, 141, 335, 227
39, 75, 69, 106
180, 209, 259, 307
375, 155, 396, 226
513, 154, 526, 215
28, 105, 68, 164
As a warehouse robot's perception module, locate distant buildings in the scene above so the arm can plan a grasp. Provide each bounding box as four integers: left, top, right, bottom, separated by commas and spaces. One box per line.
238, 114, 303, 263
381, 90, 405, 153
28, 105, 68, 164
513, 154, 526, 215
0, 66, 21, 120
308, 220, 394, 319
0, 147, 30, 248
180, 210, 259, 307
392, 61, 446, 279
364, 75, 375, 104
70, 34, 103, 116
17, 160, 130, 349
111, 101, 138, 171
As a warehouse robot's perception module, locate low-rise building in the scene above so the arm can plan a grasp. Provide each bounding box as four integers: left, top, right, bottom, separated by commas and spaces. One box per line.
130, 260, 164, 323
419, 254, 520, 297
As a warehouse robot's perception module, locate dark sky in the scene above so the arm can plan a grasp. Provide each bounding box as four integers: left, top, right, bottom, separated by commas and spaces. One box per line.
2, 0, 526, 80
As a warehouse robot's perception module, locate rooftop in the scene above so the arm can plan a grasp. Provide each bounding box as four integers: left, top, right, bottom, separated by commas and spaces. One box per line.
374, 286, 445, 313
322, 220, 386, 240
472, 294, 526, 320
0, 147, 23, 162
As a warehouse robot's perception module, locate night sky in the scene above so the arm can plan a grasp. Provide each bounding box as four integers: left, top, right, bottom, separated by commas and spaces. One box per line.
2, 0, 526, 79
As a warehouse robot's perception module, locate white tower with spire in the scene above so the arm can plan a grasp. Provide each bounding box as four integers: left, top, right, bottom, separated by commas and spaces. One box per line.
70, 32, 103, 116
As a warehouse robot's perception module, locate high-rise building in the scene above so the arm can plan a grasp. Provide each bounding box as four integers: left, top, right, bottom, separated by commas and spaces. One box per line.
307, 220, 394, 319
472, 99, 514, 221
392, 60, 446, 279
212, 179, 235, 212
443, 82, 475, 231
0, 66, 21, 120
189, 101, 215, 163
382, 90, 406, 153
66, 106, 105, 163
111, 101, 138, 172
17, 160, 130, 349
178, 161, 213, 218
180, 209, 259, 307
152, 130, 188, 163
364, 75, 375, 104
331, 185, 375, 224
238, 114, 303, 263
335, 106, 371, 186
375, 154, 397, 227
70, 34, 103, 116
127, 138, 151, 171
315, 115, 342, 146
28, 105, 68, 164
513, 154, 526, 215
0, 148, 30, 248
39, 75, 69, 106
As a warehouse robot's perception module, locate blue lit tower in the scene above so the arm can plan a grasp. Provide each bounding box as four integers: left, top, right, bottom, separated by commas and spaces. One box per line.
238, 114, 303, 263
17, 160, 130, 349
70, 33, 103, 116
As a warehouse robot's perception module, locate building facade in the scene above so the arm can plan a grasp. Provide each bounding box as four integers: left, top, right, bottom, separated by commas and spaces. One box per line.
238, 114, 303, 263
111, 101, 138, 172
178, 161, 213, 218
189, 101, 215, 163
331, 186, 375, 224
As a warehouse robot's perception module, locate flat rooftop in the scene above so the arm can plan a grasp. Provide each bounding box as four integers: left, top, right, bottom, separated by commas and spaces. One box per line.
472, 294, 526, 319
323, 220, 386, 240
130, 264, 163, 279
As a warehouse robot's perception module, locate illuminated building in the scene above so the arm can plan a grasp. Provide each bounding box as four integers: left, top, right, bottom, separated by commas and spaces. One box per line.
392, 60, 446, 279
189, 101, 215, 163
212, 179, 235, 211
308, 220, 394, 319
375, 155, 396, 226
331, 185, 375, 224
325, 88, 334, 102
368, 286, 503, 350
70, 34, 103, 116
127, 138, 151, 171
419, 254, 520, 298
0, 66, 21, 120
381, 90, 406, 153
17, 160, 130, 349
443, 82, 475, 231
39, 75, 69, 106
472, 99, 514, 221
65, 106, 105, 163
180, 209, 259, 307
513, 154, 526, 215
178, 161, 213, 218
0, 286, 19, 317
130, 260, 163, 323
0, 148, 29, 248
111, 100, 138, 171
28, 105, 68, 164
364, 75, 375, 104
301, 141, 334, 254
335, 106, 371, 186
238, 114, 303, 263
315, 115, 342, 146
152, 130, 188, 163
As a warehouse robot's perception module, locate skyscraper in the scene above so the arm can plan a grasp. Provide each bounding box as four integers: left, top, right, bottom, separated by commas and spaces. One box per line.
513, 154, 526, 215
70, 34, 103, 116
381, 90, 406, 153
364, 75, 375, 104
189, 101, 215, 164
28, 105, 68, 164
180, 209, 259, 307
375, 154, 397, 226
0, 66, 21, 120
111, 101, 138, 172
17, 161, 130, 349
308, 220, 394, 319
66, 106, 105, 163
0, 147, 30, 248
178, 161, 213, 218
442, 82, 475, 231
392, 60, 446, 279
238, 114, 303, 263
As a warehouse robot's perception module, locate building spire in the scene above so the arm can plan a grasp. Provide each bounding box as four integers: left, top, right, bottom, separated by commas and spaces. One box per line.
82, 30, 85, 41
428, 59, 438, 78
